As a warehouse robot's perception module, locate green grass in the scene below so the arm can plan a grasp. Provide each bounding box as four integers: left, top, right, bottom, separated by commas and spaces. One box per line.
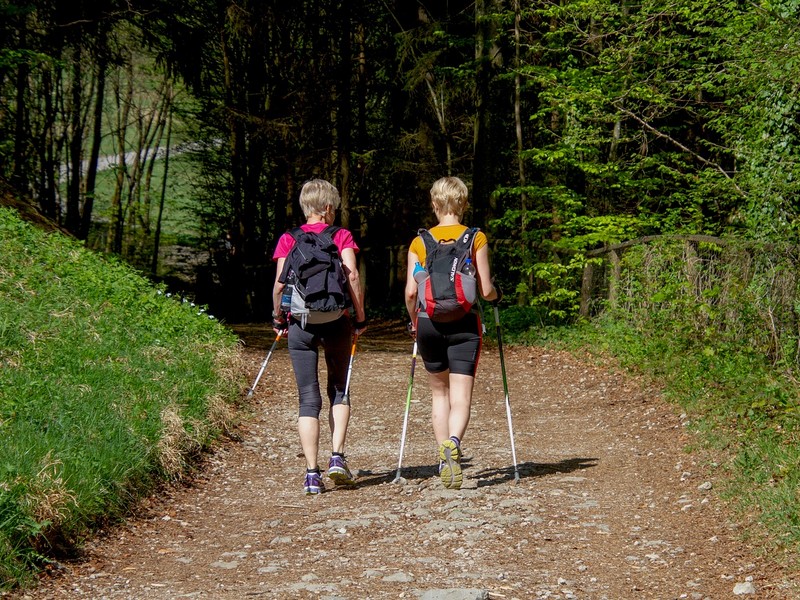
0, 207, 242, 589
511, 310, 800, 566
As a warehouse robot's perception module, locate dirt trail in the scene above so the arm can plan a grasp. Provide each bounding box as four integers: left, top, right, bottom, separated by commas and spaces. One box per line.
11, 321, 797, 599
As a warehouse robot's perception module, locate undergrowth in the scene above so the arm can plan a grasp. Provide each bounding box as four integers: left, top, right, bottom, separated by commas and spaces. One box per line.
0, 207, 242, 590
495, 234, 800, 565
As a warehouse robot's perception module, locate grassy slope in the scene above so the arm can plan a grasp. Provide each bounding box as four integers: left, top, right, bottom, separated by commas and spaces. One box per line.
0, 203, 243, 589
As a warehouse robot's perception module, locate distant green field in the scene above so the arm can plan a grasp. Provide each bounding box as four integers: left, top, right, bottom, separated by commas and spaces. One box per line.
89, 151, 203, 247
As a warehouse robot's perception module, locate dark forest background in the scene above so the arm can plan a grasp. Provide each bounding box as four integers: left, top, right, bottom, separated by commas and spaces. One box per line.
2, 0, 799, 323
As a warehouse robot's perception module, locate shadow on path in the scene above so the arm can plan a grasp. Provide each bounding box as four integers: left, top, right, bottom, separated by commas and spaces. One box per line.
473, 457, 599, 487
346, 456, 599, 490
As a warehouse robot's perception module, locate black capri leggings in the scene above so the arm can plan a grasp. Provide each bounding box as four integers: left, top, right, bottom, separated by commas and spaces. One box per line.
287, 315, 353, 418
416, 312, 482, 376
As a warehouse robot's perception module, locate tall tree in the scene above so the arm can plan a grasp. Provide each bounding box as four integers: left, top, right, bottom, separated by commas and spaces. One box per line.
473, 0, 504, 224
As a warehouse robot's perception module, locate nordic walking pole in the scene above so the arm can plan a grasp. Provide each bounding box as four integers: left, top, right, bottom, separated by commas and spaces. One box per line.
341, 332, 359, 405
493, 304, 520, 482
246, 329, 284, 398
392, 339, 418, 484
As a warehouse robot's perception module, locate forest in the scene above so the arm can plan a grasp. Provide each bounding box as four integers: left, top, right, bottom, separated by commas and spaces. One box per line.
5, 1, 800, 584
2, 0, 800, 323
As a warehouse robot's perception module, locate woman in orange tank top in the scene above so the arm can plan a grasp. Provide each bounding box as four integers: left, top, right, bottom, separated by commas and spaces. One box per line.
404, 176, 502, 489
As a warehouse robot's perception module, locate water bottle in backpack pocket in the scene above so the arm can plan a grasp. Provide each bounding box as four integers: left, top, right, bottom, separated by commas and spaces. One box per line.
413, 261, 427, 283
463, 257, 476, 277
416, 227, 478, 322
280, 278, 294, 314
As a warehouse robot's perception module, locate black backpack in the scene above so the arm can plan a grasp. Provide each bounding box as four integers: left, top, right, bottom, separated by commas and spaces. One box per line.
416, 227, 479, 322
279, 225, 350, 327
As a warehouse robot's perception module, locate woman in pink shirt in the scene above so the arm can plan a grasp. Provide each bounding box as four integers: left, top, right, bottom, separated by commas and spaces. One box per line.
271, 179, 367, 495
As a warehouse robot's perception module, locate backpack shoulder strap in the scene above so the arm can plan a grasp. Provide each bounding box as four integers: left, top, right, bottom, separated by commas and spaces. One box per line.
279, 227, 307, 283
319, 225, 341, 248
456, 226, 479, 252
417, 228, 438, 252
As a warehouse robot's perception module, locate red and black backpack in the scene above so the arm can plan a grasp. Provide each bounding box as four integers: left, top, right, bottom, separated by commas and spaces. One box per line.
415, 227, 479, 322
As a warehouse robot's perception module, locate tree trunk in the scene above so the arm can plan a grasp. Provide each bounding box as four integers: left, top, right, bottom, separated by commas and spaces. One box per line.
38, 67, 59, 221
135, 80, 169, 236
65, 49, 84, 235
12, 23, 29, 193
580, 261, 594, 318
221, 28, 244, 253
108, 61, 134, 254
513, 0, 527, 226
82, 50, 108, 240
152, 104, 173, 276
473, 0, 502, 225
336, 3, 353, 230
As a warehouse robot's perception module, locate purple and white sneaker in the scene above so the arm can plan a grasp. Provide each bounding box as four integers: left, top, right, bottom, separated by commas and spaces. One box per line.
304, 470, 323, 495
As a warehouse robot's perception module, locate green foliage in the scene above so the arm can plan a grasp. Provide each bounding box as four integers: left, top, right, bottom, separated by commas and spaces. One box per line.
493, 0, 800, 321
494, 305, 550, 340
523, 234, 800, 559
526, 257, 584, 322
0, 479, 49, 587
491, 205, 647, 323
0, 207, 241, 589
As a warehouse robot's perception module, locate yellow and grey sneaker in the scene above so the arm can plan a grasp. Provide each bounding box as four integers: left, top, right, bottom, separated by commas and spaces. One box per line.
327, 454, 356, 487
438, 437, 462, 489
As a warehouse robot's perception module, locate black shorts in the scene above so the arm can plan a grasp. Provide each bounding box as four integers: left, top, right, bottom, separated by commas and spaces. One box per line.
416, 312, 482, 376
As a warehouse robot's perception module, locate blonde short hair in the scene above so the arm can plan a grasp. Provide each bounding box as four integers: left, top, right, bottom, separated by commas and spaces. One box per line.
430, 176, 468, 218
299, 179, 340, 218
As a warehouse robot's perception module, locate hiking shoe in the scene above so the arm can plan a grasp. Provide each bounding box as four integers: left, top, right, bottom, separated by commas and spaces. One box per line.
304, 471, 323, 495
327, 455, 356, 486
439, 439, 462, 489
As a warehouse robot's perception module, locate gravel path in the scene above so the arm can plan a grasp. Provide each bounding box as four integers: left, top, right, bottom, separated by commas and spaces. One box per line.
10, 322, 797, 599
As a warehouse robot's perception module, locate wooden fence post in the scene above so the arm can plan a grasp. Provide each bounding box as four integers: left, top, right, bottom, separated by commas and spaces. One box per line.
685, 239, 700, 298
608, 250, 621, 309
580, 261, 594, 317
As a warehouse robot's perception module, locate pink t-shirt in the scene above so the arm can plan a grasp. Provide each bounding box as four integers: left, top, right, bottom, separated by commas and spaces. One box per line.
272, 222, 359, 260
